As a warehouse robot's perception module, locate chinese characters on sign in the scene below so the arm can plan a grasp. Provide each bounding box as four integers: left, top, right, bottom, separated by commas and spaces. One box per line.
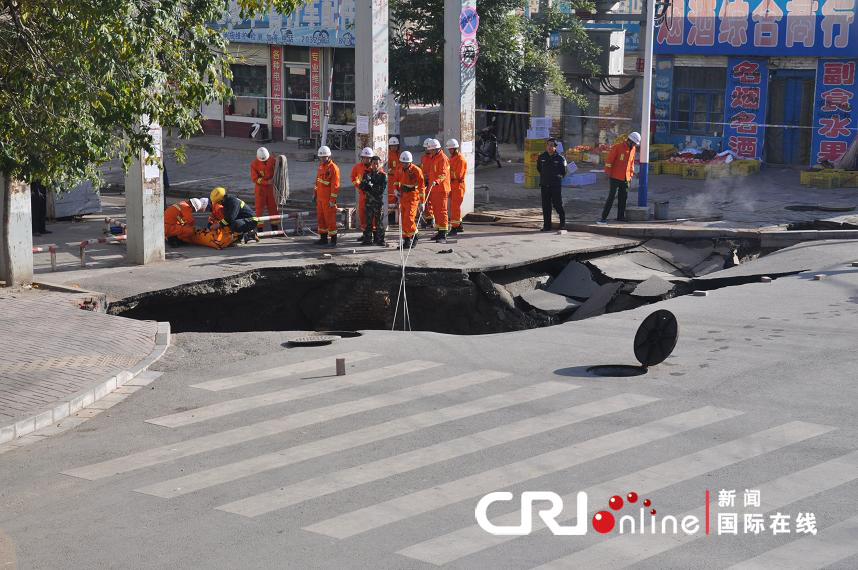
653, 59, 674, 137
213, 0, 356, 47
811, 59, 856, 164
270, 46, 283, 131
724, 57, 768, 159
715, 488, 818, 536
655, 0, 857, 55
310, 48, 322, 133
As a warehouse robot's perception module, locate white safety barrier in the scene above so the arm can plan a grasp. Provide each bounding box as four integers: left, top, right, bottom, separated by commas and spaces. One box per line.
79, 235, 126, 267
31, 245, 58, 272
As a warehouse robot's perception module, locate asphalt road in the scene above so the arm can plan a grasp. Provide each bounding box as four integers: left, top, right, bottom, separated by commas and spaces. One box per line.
3, 247, 858, 569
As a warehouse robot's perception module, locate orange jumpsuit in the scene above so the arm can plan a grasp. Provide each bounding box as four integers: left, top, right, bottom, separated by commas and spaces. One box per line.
605, 142, 636, 182
250, 157, 278, 230
424, 151, 451, 231
398, 164, 425, 238
351, 162, 370, 230
387, 147, 400, 207
315, 160, 340, 236
420, 152, 434, 223
449, 152, 467, 229
164, 202, 195, 241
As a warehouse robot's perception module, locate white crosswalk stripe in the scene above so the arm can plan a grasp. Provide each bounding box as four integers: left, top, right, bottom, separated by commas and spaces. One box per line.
147, 360, 442, 428
216, 393, 659, 517
728, 514, 858, 569
62, 369, 510, 480
302, 406, 742, 539
397, 421, 834, 566
532, 450, 858, 570
190, 351, 378, 391
135, 382, 581, 498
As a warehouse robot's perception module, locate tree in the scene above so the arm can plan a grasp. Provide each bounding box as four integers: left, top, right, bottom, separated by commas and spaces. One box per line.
389, 0, 599, 110
0, 0, 300, 187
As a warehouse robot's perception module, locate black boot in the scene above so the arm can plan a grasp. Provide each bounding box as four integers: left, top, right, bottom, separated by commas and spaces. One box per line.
330, 235, 337, 247
243, 229, 259, 244
455, 223, 464, 233
315, 234, 329, 245
433, 230, 447, 244
373, 229, 387, 246
361, 230, 373, 245
388, 212, 396, 226
401, 236, 412, 249
167, 236, 183, 247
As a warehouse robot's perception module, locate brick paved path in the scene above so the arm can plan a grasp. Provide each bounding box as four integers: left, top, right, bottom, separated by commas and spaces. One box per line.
0, 292, 157, 423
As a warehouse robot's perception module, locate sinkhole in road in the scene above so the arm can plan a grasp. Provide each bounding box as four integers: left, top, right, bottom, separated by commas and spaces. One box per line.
108, 239, 771, 335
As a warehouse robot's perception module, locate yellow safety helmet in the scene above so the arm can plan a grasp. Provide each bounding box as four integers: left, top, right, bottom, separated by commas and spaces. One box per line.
210, 186, 226, 204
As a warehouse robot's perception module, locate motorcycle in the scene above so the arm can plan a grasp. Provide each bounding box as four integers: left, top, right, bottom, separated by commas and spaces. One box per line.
475, 125, 502, 168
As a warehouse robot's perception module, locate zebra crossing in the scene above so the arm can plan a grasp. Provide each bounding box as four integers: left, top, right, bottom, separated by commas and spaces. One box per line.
61, 352, 858, 568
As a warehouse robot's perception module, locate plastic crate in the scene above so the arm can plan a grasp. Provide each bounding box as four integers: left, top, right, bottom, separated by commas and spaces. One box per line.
661, 162, 684, 176
730, 160, 760, 175
682, 164, 707, 179
813, 171, 843, 188
524, 174, 540, 189
600, 151, 610, 164
647, 161, 663, 175
565, 150, 582, 163
705, 163, 730, 178
524, 139, 547, 152
800, 169, 822, 186
841, 171, 858, 188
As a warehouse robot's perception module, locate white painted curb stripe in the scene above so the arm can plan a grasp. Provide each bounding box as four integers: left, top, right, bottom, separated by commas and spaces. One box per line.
136, 382, 578, 498
534, 449, 858, 570
190, 351, 378, 391
62, 369, 510, 480
303, 406, 742, 539
147, 360, 441, 427
217, 393, 658, 517
398, 421, 833, 566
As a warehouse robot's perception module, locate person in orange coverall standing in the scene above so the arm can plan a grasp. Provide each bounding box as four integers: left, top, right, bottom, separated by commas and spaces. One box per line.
387, 136, 401, 225
424, 138, 451, 243
315, 145, 340, 246
600, 132, 640, 223
250, 146, 278, 231
396, 151, 424, 250
352, 147, 374, 234
446, 138, 467, 236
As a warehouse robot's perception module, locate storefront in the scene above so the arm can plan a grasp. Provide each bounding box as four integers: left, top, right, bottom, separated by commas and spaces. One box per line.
653, 0, 857, 165
201, 0, 357, 141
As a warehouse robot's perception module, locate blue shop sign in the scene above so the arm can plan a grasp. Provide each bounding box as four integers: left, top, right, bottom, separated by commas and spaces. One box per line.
654, 0, 858, 57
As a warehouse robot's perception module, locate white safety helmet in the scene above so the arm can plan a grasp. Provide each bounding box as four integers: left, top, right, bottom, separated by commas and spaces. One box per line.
400, 151, 414, 163
317, 145, 332, 157
360, 146, 374, 158
256, 147, 270, 161
628, 132, 642, 145
446, 138, 459, 149
422, 138, 432, 149
189, 197, 209, 212
428, 138, 441, 150
389, 136, 400, 146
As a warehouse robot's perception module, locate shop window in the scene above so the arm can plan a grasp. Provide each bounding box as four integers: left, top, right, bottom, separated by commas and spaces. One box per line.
284, 46, 310, 63
331, 49, 355, 125
672, 67, 726, 136
226, 64, 268, 119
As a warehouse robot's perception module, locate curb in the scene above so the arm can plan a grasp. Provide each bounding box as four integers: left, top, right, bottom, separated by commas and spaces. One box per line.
0, 322, 171, 445
566, 223, 764, 240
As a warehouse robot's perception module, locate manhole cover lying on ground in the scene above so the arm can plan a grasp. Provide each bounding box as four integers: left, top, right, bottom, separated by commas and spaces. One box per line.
315, 330, 363, 338
287, 335, 340, 346
587, 310, 679, 378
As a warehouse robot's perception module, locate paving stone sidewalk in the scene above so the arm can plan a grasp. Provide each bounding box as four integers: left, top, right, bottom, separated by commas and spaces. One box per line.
0, 290, 160, 440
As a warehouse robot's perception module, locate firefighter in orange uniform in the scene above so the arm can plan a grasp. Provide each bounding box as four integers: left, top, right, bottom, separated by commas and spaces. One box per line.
250, 147, 278, 231
315, 145, 340, 246
600, 132, 641, 223
352, 147, 374, 234
419, 138, 434, 228
164, 198, 208, 245
396, 151, 425, 250
424, 138, 451, 243
446, 138, 467, 235
387, 136, 401, 225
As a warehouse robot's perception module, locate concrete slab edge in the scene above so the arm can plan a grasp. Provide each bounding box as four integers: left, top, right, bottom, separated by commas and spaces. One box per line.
566, 223, 762, 240
32, 281, 109, 312
0, 321, 171, 446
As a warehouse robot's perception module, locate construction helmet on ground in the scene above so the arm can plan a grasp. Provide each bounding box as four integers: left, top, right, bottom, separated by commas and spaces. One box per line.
400, 151, 414, 163
389, 136, 400, 146
210, 187, 226, 204
628, 132, 642, 145
318, 145, 332, 157
190, 197, 209, 212
422, 138, 432, 148
446, 138, 460, 149
360, 147, 374, 158
256, 147, 270, 161
428, 139, 441, 150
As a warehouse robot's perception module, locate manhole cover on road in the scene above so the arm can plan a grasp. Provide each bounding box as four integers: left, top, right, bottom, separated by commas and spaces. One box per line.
287, 335, 339, 346
634, 309, 679, 367
785, 204, 855, 212
587, 365, 648, 377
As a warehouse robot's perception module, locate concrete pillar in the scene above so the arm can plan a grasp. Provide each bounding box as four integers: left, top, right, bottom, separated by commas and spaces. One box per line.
354, 0, 389, 223
443, 0, 477, 217
125, 121, 165, 265
0, 173, 33, 286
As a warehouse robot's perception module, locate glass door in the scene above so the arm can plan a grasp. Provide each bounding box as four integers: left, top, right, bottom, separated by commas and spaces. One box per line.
285, 65, 310, 139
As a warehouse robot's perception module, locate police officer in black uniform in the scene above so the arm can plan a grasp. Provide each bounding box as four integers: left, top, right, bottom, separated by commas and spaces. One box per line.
536, 138, 567, 231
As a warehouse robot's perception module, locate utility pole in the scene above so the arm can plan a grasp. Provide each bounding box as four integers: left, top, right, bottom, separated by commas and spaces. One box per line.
0, 174, 33, 285
637, 0, 655, 207
125, 120, 165, 265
